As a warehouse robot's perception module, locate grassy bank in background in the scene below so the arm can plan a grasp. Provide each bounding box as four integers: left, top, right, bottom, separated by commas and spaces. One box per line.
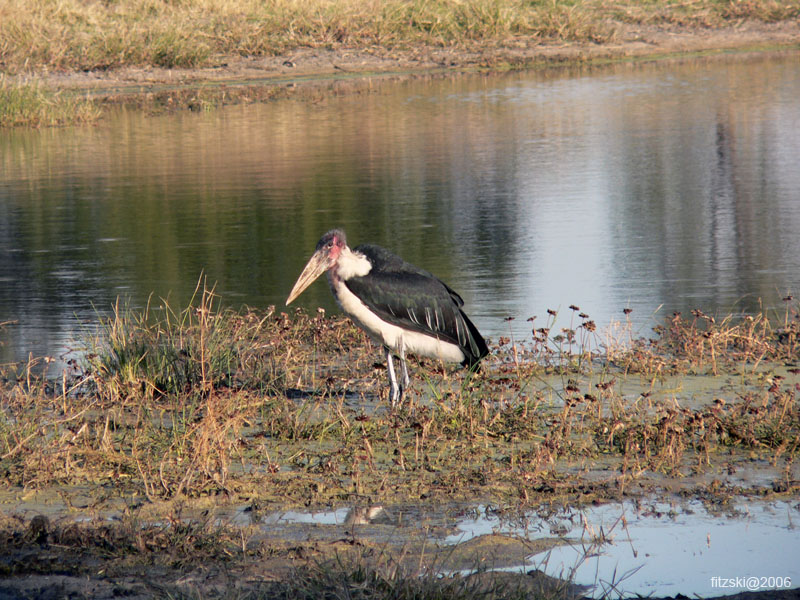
0, 0, 800, 73
1, 0, 799, 127
1, 0, 798, 75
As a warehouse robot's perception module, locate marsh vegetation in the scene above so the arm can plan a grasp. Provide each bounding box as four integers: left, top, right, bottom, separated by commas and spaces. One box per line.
3, 286, 798, 504
1, 281, 798, 597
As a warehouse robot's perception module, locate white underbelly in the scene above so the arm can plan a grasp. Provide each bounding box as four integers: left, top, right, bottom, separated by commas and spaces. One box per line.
331, 278, 465, 363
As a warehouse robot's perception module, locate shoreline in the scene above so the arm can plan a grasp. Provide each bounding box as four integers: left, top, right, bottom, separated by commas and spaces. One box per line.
31, 21, 800, 103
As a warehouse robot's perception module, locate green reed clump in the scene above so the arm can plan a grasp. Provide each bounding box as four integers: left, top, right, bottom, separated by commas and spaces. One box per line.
83, 284, 284, 400
74, 284, 299, 497
0, 77, 99, 128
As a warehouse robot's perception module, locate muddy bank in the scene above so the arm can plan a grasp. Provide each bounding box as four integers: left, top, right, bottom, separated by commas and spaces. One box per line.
1, 492, 798, 599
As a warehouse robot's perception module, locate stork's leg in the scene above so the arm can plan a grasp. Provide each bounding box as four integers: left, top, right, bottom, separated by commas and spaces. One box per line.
395, 337, 410, 407
399, 348, 410, 395
386, 348, 401, 406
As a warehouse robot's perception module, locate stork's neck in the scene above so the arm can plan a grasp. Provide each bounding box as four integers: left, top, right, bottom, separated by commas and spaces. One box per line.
329, 245, 371, 284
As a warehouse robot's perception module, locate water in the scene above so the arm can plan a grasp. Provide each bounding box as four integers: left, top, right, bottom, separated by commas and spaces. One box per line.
453, 500, 800, 598
2, 51, 800, 363
234, 499, 800, 597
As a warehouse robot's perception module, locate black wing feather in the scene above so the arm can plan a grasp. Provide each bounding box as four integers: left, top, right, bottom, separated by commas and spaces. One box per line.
347, 244, 488, 367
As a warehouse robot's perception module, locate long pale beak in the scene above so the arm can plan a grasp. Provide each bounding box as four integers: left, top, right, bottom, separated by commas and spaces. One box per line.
286, 250, 330, 305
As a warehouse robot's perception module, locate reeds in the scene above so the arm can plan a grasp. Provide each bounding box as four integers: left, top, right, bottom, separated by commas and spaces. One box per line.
84, 282, 285, 400
0, 76, 99, 128
2, 296, 800, 598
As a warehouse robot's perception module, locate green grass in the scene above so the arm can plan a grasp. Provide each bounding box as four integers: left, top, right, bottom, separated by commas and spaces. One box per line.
84, 282, 285, 399
0, 76, 99, 127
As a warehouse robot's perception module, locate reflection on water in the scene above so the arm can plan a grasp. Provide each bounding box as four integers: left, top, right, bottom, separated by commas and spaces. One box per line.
1, 52, 800, 362
234, 499, 800, 597
451, 500, 800, 598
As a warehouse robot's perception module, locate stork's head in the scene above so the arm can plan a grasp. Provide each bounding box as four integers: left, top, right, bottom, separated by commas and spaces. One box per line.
286, 229, 347, 305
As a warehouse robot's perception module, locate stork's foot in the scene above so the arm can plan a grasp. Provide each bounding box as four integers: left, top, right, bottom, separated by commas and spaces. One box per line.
390, 383, 405, 408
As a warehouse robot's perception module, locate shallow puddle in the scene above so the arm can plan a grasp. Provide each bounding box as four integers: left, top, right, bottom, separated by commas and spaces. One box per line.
451, 499, 800, 597
4, 484, 799, 597
230, 496, 800, 597
232, 503, 464, 546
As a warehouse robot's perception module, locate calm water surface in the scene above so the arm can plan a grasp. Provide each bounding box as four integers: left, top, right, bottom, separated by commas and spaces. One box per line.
2, 52, 799, 363
454, 500, 800, 598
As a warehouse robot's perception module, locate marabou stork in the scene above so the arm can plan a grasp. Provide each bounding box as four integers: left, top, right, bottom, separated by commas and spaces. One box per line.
286, 229, 489, 405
